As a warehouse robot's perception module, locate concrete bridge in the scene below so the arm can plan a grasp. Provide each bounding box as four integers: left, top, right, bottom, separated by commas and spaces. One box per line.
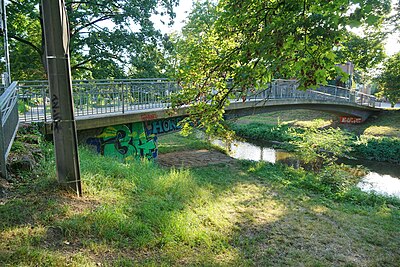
0, 78, 382, 177
17, 79, 379, 128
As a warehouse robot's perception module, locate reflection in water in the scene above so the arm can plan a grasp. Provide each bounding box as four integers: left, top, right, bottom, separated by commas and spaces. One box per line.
213, 140, 277, 163
213, 140, 295, 165
357, 173, 400, 198
213, 139, 400, 198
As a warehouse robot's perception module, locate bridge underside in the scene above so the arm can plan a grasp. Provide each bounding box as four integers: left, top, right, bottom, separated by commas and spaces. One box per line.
43, 99, 380, 134
224, 99, 380, 122
39, 99, 380, 163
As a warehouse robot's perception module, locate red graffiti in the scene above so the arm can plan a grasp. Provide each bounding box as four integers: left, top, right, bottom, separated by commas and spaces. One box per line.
141, 114, 158, 121
340, 116, 362, 124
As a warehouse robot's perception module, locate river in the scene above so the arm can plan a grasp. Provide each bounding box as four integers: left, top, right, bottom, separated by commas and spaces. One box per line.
212, 139, 400, 198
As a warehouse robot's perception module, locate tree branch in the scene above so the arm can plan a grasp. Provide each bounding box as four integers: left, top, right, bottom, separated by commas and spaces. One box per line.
3, 32, 43, 58
71, 14, 116, 37
71, 56, 96, 70
72, 66, 92, 72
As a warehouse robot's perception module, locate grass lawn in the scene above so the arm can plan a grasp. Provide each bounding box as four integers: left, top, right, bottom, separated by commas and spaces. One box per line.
1, 133, 399, 266
157, 131, 214, 154
232, 109, 400, 138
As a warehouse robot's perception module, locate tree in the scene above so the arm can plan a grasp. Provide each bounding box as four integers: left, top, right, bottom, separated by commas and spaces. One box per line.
335, 32, 386, 72
172, 0, 392, 137
334, 31, 387, 88
377, 52, 400, 107
2, 0, 179, 80
390, 0, 400, 31
4, 0, 45, 79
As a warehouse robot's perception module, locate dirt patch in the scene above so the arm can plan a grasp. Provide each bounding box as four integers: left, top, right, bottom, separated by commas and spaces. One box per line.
157, 149, 234, 167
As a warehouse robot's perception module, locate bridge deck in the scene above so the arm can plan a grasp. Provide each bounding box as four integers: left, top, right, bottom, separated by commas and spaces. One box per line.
15, 78, 381, 132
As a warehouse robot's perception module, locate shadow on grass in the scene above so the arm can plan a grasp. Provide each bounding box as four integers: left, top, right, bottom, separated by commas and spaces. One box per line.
1, 148, 400, 266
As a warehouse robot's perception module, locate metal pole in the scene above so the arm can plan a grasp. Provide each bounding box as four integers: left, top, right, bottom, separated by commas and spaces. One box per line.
1, 0, 11, 86
41, 0, 82, 196
0, 110, 7, 179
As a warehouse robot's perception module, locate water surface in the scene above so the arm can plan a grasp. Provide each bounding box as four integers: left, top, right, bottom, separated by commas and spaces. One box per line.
213, 139, 400, 198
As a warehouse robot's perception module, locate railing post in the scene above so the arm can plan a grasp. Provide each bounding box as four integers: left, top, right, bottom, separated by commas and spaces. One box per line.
0, 110, 6, 179
42, 83, 47, 122
121, 82, 125, 114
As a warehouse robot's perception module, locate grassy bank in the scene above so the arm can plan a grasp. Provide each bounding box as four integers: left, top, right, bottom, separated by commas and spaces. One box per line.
233, 109, 400, 138
230, 110, 400, 163
1, 133, 400, 266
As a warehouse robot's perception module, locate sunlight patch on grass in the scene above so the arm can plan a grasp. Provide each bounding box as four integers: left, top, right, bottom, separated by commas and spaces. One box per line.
362, 125, 400, 137
234, 110, 336, 128
310, 205, 329, 214
1, 226, 46, 247
0, 225, 94, 266
158, 131, 211, 154
291, 118, 334, 128
82, 240, 115, 255
2, 139, 400, 266
1, 246, 93, 267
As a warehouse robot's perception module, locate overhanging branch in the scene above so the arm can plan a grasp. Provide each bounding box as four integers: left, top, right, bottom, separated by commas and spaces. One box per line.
3, 33, 43, 58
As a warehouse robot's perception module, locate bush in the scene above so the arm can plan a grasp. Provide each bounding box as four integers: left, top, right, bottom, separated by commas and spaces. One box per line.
289, 127, 353, 171
318, 164, 359, 194
230, 122, 301, 143
353, 135, 400, 163
18, 101, 30, 113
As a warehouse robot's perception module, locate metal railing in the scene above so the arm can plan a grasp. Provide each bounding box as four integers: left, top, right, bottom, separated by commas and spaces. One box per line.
18, 78, 180, 123
243, 79, 376, 107
0, 82, 19, 178
17, 78, 376, 123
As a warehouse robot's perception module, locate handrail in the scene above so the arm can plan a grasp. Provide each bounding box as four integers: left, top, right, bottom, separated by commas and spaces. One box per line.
0, 82, 19, 125
18, 78, 172, 85
0, 81, 18, 107
0, 81, 19, 179
16, 78, 378, 123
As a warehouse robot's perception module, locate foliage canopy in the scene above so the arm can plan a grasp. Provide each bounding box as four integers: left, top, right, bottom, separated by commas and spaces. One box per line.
172, 0, 392, 137
2, 0, 179, 80
377, 52, 400, 107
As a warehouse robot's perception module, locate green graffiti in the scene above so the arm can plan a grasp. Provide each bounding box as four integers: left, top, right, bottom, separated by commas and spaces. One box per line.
87, 122, 158, 161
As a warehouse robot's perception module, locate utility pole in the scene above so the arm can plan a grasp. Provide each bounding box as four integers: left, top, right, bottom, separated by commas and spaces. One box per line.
41, 0, 82, 196
0, 0, 11, 86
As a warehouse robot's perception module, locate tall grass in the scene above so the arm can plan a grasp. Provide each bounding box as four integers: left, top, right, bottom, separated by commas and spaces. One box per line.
2, 137, 400, 266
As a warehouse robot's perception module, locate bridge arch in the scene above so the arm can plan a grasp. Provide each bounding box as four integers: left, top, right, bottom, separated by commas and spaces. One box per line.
12, 78, 383, 162
224, 99, 379, 122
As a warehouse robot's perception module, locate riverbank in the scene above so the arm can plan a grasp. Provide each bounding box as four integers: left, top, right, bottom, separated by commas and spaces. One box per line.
1, 131, 400, 266
230, 109, 400, 164
233, 109, 400, 138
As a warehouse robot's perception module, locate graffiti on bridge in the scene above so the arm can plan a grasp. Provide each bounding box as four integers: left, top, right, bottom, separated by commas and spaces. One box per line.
147, 117, 183, 135
86, 117, 184, 161
87, 123, 157, 161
